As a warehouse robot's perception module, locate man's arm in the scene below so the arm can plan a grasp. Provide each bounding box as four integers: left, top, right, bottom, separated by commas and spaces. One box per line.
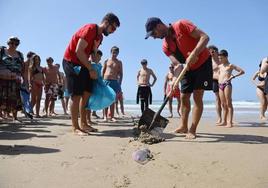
150, 69, 157, 87
118, 61, 123, 85
76, 38, 93, 71
187, 28, 209, 65
136, 70, 140, 84
102, 60, 107, 78
230, 64, 245, 80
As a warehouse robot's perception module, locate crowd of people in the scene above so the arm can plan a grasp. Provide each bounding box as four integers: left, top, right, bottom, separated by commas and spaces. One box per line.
0, 12, 267, 139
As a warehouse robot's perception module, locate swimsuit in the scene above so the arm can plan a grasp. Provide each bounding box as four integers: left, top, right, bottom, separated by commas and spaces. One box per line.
218, 81, 232, 91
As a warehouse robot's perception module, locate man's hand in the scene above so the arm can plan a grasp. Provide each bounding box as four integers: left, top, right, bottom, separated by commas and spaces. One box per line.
89, 69, 98, 79
186, 52, 198, 66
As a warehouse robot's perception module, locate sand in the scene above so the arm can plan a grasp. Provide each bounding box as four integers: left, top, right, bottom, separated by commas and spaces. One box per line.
1, 113, 268, 188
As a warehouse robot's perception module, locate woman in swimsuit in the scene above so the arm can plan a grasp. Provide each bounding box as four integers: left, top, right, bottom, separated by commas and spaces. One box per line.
218, 50, 245, 127
252, 63, 267, 120
29, 54, 44, 118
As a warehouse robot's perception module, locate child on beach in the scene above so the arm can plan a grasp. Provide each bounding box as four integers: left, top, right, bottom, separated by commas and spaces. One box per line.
217, 49, 245, 127
86, 50, 116, 113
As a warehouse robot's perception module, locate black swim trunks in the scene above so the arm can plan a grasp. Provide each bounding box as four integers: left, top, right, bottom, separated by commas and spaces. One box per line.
62, 59, 93, 96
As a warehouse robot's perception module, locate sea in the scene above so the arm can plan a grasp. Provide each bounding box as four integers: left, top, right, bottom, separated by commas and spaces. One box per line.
43, 99, 260, 118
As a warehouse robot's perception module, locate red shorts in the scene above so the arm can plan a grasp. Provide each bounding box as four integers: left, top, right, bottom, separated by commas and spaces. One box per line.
167, 85, 180, 98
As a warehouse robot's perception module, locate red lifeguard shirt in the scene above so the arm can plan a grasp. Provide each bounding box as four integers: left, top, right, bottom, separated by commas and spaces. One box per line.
64, 24, 103, 66
162, 19, 210, 70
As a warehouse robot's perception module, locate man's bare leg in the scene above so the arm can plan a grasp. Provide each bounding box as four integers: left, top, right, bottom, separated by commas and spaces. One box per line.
44, 95, 50, 117
168, 97, 173, 118
110, 103, 116, 122
174, 93, 191, 133
217, 90, 227, 126
225, 86, 233, 128
176, 97, 181, 117
186, 90, 204, 139
215, 92, 222, 124
119, 99, 125, 115
70, 95, 86, 135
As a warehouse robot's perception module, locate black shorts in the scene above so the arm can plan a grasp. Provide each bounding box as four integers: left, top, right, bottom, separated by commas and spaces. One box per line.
212, 79, 219, 93
62, 59, 93, 96
180, 57, 213, 93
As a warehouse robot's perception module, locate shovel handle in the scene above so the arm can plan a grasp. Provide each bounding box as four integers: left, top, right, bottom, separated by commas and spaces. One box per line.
148, 64, 189, 130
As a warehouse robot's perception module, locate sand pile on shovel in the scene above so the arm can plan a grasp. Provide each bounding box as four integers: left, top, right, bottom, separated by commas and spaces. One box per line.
132, 122, 165, 145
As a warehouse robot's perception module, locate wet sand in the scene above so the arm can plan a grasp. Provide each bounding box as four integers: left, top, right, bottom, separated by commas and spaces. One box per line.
1, 112, 268, 188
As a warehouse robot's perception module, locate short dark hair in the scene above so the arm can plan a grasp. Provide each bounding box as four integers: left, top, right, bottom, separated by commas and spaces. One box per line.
96, 50, 103, 56
46, 57, 54, 62
219, 49, 228, 57
27, 51, 35, 59
208, 45, 218, 52
102, 13, 120, 27
141, 59, 148, 65
111, 46, 119, 53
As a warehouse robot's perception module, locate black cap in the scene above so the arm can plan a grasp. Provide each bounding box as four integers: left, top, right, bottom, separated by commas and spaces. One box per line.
219, 49, 228, 57
145, 17, 162, 39
141, 59, 148, 64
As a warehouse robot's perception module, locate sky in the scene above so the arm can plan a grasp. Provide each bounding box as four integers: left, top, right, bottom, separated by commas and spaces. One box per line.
1, 0, 267, 101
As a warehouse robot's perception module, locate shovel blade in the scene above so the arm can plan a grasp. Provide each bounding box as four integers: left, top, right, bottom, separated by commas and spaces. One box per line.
138, 108, 169, 130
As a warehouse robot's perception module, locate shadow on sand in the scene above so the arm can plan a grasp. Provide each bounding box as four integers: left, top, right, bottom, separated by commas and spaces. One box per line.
166, 132, 268, 144
0, 145, 60, 155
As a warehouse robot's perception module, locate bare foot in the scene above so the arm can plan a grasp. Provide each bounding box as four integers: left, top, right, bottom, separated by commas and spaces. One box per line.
81, 125, 98, 132
111, 117, 117, 122
73, 129, 89, 136
216, 119, 222, 124
216, 122, 227, 126
224, 123, 233, 128
185, 132, 196, 139
174, 127, 188, 134
168, 114, 173, 118
103, 117, 108, 122
260, 116, 267, 121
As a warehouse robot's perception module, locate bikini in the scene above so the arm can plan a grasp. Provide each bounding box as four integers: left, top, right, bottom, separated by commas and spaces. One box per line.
218, 81, 232, 91
32, 67, 43, 89
257, 75, 266, 93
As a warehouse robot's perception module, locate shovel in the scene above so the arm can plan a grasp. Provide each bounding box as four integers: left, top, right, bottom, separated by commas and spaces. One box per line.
138, 64, 189, 131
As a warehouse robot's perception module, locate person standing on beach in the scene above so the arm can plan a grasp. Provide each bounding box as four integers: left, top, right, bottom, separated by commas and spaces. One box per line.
43, 57, 61, 117
217, 49, 245, 128
252, 62, 267, 120
164, 64, 182, 118
29, 54, 44, 118
145, 17, 212, 139
208, 45, 222, 125
0, 36, 24, 121
62, 13, 120, 135
102, 46, 123, 122
136, 59, 157, 113
22, 51, 35, 90
259, 57, 268, 116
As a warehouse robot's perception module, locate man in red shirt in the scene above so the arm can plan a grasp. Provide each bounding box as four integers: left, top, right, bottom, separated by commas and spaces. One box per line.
145, 17, 212, 139
62, 13, 120, 136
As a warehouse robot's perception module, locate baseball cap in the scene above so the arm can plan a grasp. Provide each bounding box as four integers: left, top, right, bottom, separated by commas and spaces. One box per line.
145, 17, 162, 39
